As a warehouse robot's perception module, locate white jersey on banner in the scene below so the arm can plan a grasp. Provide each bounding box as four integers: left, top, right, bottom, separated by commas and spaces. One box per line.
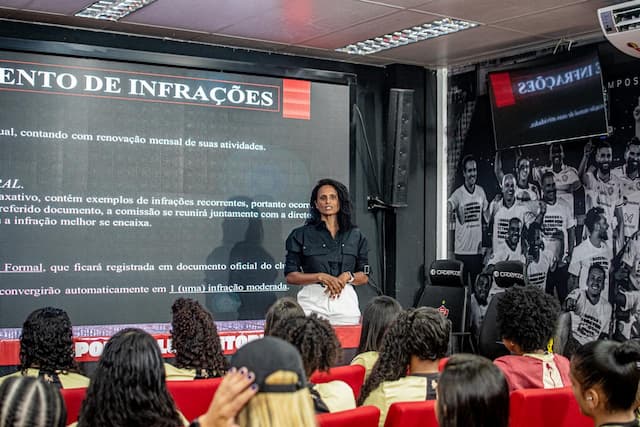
541, 198, 576, 260
534, 165, 580, 217
567, 289, 612, 345
526, 250, 556, 290
622, 233, 640, 291
569, 239, 613, 298
584, 170, 623, 232
612, 165, 640, 238
490, 201, 535, 255
448, 185, 488, 255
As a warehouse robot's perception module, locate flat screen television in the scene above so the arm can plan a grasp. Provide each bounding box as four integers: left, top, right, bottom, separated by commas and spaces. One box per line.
488, 49, 608, 150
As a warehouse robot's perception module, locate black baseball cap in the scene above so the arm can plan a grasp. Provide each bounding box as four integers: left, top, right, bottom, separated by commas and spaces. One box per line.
230, 336, 307, 393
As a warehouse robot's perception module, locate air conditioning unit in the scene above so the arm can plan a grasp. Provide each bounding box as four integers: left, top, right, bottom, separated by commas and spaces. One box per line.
598, 0, 640, 58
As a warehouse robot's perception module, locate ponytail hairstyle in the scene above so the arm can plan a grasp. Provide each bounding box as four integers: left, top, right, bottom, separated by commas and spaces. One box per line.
571, 339, 640, 412
0, 376, 67, 427
358, 307, 450, 405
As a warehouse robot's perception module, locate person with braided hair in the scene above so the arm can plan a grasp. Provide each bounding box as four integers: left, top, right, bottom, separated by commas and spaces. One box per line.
0, 376, 67, 427
166, 298, 228, 380
359, 307, 450, 427
269, 313, 355, 413
0, 307, 89, 389
570, 339, 640, 427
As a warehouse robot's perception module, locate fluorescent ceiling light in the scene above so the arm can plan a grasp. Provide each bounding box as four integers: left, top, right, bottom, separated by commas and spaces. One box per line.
336, 18, 479, 55
75, 0, 157, 21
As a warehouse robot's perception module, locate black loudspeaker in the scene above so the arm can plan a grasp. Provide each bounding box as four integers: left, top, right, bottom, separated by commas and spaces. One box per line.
385, 89, 414, 207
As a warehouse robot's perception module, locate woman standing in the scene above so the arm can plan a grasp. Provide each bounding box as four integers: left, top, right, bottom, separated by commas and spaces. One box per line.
284, 178, 369, 325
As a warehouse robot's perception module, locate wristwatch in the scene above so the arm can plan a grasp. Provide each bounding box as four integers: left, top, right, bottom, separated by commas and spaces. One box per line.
347, 271, 355, 283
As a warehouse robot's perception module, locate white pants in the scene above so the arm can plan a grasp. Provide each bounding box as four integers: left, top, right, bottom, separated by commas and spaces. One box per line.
297, 283, 361, 325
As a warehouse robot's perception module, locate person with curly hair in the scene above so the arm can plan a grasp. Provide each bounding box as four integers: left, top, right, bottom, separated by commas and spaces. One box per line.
436, 354, 509, 427
570, 339, 640, 427
494, 285, 570, 391
166, 298, 228, 380
0, 307, 89, 389
269, 313, 355, 413
350, 296, 402, 380
263, 297, 305, 336
77, 328, 185, 427
359, 307, 450, 427
0, 376, 67, 427
284, 178, 369, 325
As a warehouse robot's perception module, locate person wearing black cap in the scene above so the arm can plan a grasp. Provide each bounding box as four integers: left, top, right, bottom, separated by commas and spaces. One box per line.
232, 337, 316, 427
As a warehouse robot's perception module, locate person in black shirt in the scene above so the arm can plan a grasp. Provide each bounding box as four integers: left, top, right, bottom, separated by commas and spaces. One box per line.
284, 178, 369, 325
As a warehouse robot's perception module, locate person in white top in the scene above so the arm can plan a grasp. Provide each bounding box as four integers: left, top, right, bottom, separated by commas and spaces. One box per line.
532, 142, 581, 218
537, 171, 576, 302
448, 155, 488, 290
487, 217, 524, 265
568, 207, 614, 300
523, 222, 556, 291
487, 174, 538, 258
611, 137, 640, 242
579, 141, 624, 253
495, 151, 539, 202
562, 264, 612, 357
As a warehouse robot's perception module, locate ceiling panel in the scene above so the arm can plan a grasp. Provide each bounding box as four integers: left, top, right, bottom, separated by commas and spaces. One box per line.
303, 9, 444, 49
0, 0, 92, 14
122, 0, 279, 34
411, 0, 584, 25
217, 0, 399, 44
0, 0, 612, 67
379, 25, 549, 66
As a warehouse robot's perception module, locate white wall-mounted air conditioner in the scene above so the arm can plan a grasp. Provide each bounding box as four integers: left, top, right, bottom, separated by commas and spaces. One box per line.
598, 0, 640, 58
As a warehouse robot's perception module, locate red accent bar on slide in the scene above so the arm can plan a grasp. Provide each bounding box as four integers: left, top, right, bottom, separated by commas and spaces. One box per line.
490, 72, 516, 108
282, 79, 311, 120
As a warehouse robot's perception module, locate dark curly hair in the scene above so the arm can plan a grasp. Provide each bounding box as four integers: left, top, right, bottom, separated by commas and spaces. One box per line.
78, 328, 182, 427
264, 297, 305, 336
496, 285, 560, 353
170, 298, 228, 378
0, 376, 67, 427
307, 178, 354, 231
269, 314, 340, 378
356, 296, 402, 354
19, 307, 77, 377
358, 307, 450, 404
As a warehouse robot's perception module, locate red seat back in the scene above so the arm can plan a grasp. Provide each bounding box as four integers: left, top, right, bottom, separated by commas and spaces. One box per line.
317, 405, 380, 427
310, 365, 365, 400
509, 386, 592, 427
60, 387, 87, 425
384, 400, 439, 427
166, 378, 223, 421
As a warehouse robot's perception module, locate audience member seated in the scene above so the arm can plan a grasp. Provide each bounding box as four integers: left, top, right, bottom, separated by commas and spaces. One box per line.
559, 265, 611, 358
166, 298, 228, 380
570, 339, 640, 427
200, 336, 316, 427
0, 376, 67, 427
436, 354, 509, 427
359, 307, 450, 427
351, 296, 402, 380
494, 285, 570, 391
0, 307, 89, 389
270, 313, 356, 413
263, 297, 305, 336
77, 328, 186, 427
